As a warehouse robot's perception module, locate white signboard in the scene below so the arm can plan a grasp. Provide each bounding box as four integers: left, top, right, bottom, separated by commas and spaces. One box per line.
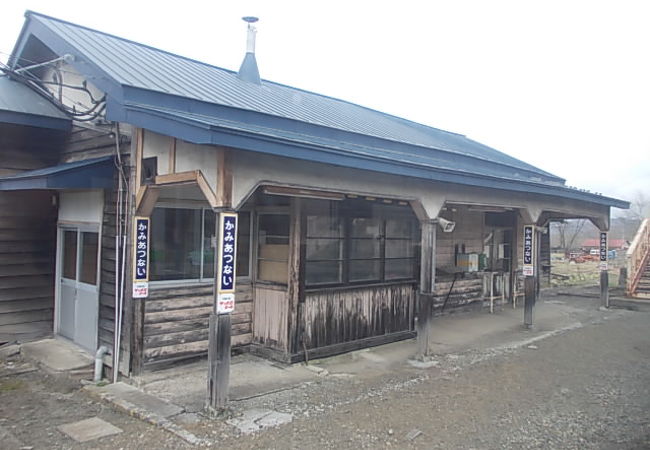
133, 281, 149, 298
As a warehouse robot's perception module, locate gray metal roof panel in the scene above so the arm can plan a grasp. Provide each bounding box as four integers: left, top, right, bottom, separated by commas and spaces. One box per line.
27, 12, 560, 182
0, 75, 69, 120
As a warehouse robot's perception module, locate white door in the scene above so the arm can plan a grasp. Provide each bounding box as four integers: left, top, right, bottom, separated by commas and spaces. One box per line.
57, 226, 100, 352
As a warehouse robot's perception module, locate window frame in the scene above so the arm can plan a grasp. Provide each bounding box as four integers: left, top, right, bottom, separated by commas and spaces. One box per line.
303, 202, 419, 290
149, 205, 254, 286
254, 208, 291, 287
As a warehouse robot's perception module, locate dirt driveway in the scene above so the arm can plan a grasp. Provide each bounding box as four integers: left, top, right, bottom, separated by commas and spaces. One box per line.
1, 295, 649, 449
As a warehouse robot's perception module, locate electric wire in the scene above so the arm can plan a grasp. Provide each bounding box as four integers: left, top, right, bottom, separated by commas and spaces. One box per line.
0, 59, 107, 122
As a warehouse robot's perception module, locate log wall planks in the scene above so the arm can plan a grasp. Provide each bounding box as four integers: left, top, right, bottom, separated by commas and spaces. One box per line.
302, 283, 415, 350
0, 123, 63, 343
141, 281, 253, 369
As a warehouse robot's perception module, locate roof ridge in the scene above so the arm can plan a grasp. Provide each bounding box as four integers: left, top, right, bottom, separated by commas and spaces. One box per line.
26, 11, 470, 141
26, 10, 239, 76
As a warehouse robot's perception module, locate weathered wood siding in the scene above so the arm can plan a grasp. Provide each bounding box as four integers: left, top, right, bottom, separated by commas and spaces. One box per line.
302, 283, 415, 349
432, 277, 484, 313
0, 191, 57, 343
436, 208, 485, 269
142, 281, 253, 368
60, 126, 118, 163
253, 286, 289, 351
0, 123, 64, 344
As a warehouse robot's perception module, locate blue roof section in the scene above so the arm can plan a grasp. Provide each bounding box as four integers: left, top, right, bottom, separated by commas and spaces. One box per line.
8, 11, 629, 209
116, 102, 627, 208
0, 75, 70, 130
0, 156, 114, 190
16, 11, 561, 183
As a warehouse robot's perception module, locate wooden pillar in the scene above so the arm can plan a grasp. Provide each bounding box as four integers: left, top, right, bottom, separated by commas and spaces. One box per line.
287, 198, 303, 355
522, 224, 536, 329
207, 312, 231, 410
417, 219, 436, 358
207, 148, 234, 412
599, 231, 609, 308
524, 277, 535, 328
600, 271, 609, 308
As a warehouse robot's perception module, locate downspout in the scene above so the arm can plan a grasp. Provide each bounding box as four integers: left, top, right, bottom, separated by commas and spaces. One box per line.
94, 345, 109, 382
113, 123, 128, 383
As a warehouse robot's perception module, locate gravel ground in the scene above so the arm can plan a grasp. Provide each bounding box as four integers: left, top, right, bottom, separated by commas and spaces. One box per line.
1, 299, 649, 449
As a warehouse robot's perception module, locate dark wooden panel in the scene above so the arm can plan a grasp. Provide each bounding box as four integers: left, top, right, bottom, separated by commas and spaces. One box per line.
303, 284, 415, 350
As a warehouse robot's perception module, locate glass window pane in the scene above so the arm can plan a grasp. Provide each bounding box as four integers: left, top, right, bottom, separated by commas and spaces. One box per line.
350, 238, 380, 258
257, 214, 289, 284
306, 238, 342, 260
202, 210, 216, 280
349, 260, 380, 282
79, 232, 99, 285
236, 212, 251, 277
62, 230, 77, 280
307, 215, 342, 238
151, 208, 202, 281
386, 219, 414, 238
258, 215, 289, 245
306, 261, 342, 285
385, 239, 414, 258
350, 218, 380, 238
385, 258, 415, 280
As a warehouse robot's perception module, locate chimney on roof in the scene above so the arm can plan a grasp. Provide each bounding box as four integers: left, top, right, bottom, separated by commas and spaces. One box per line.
237, 16, 261, 85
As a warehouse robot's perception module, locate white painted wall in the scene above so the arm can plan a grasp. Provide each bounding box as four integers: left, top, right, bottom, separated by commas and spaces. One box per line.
58, 190, 104, 224
231, 149, 610, 225
143, 130, 170, 175
176, 139, 218, 194
42, 64, 104, 115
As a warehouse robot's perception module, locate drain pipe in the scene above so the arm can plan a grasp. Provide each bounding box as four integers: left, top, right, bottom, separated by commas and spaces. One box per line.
94, 345, 109, 382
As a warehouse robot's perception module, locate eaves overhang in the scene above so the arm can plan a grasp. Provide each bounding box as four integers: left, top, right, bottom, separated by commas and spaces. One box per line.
107, 100, 629, 210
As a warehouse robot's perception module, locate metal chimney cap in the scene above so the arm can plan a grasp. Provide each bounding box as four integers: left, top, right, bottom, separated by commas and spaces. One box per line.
242, 16, 259, 24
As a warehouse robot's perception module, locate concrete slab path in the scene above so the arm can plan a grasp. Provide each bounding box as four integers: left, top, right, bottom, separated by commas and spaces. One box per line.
21, 338, 92, 371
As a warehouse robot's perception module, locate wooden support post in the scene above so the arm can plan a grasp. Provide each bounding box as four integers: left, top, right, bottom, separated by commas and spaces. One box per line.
416, 219, 436, 358
524, 276, 535, 329
522, 224, 536, 329
206, 209, 235, 412
207, 313, 231, 411
600, 271, 609, 308
131, 297, 145, 376
287, 198, 303, 355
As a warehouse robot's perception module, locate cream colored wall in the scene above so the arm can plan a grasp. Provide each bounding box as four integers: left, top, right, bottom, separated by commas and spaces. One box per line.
58, 190, 104, 224
176, 140, 218, 194
140, 131, 219, 195
142, 130, 170, 175
42, 64, 105, 116
231, 150, 610, 227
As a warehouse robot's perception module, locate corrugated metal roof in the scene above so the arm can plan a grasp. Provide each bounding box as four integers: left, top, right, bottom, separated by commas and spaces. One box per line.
25, 12, 561, 182
0, 75, 70, 124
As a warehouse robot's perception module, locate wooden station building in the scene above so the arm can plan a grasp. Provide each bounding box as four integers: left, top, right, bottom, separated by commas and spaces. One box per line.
0, 12, 628, 377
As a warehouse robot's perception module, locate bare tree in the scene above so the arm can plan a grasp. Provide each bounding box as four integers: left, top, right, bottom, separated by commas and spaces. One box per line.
551, 219, 588, 256
625, 191, 650, 222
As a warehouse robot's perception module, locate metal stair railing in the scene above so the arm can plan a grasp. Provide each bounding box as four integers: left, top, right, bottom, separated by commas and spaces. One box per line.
626, 218, 650, 296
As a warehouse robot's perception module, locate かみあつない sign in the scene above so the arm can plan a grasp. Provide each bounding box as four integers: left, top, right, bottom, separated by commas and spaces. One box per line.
599, 232, 608, 271
216, 213, 237, 314
133, 217, 150, 298
523, 225, 535, 276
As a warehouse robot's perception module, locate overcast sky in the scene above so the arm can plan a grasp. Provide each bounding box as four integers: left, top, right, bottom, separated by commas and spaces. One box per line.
1, 1, 648, 211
